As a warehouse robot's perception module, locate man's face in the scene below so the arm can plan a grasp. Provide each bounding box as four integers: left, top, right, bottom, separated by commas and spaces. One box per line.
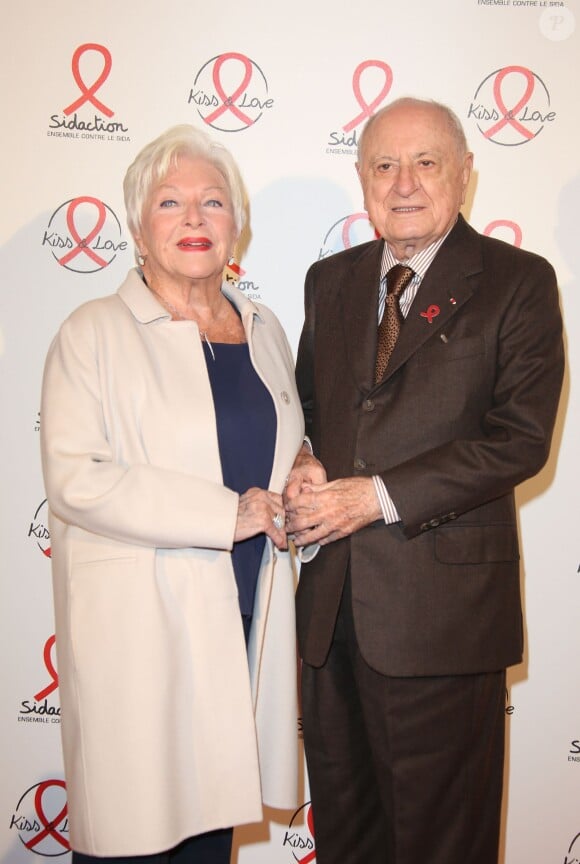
356, 102, 473, 260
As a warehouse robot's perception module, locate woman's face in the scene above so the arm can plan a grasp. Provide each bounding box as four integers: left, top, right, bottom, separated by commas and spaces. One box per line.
135, 155, 238, 291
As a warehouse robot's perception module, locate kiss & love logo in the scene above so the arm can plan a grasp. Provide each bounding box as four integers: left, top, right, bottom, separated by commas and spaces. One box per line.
48, 43, 130, 141
564, 831, 580, 864
42, 197, 127, 273
282, 801, 316, 863
28, 499, 51, 558
10, 780, 69, 856
467, 65, 555, 146
189, 52, 273, 132
318, 212, 379, 260
327, 59, 393, 154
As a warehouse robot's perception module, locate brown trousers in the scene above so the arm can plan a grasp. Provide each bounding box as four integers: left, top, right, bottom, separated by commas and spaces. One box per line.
301, 574, 506, 864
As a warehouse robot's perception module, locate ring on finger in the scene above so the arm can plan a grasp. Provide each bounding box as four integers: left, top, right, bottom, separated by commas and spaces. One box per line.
272, 512, 284, 530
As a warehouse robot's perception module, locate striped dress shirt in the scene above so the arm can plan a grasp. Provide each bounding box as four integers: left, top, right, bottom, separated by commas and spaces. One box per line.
373, 229, 451, 524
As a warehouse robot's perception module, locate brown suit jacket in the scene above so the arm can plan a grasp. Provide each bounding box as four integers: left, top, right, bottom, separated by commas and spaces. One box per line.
295, 215, 564, 676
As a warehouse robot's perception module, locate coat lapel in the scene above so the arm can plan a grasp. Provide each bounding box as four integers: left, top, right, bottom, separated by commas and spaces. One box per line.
340, 240, 384, 393
378, 216, 484, 384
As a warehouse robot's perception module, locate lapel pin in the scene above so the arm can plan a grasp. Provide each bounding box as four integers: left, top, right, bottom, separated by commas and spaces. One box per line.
420, 304, 440, 324
449, 296, 457, 305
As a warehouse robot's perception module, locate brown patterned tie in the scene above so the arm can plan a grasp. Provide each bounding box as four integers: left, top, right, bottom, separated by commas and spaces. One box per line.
374, 264, 414, 383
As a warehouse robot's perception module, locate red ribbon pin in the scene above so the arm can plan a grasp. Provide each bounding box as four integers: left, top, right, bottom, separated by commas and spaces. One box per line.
420, 304, 440, 324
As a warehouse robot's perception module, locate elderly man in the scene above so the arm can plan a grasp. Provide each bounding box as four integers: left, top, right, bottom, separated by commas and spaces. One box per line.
285, 98, 564, 864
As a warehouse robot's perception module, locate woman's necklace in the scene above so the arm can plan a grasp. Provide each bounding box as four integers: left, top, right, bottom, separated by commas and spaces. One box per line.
149, 287, 217, 359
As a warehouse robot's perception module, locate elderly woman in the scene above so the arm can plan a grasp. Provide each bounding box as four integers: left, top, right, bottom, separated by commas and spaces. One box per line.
40, 126, 304, 864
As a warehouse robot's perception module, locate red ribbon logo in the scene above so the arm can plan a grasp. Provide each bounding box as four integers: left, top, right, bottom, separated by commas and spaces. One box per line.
484, 66, 536, 141
343, 60, 393, 133
34, 635, 59, 702
63, 43, 114, 117
483, 219, 523, 248
420, 304, 440, 324
58, 196, 108, 268
25, 780, 69, 852
204, 53, 255, 126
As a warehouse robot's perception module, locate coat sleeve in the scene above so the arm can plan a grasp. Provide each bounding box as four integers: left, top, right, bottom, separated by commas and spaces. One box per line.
382, 255, 564, 538
40, 308, 239, 550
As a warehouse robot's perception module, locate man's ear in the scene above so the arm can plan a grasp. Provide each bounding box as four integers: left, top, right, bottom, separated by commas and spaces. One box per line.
460, 152, 474, 205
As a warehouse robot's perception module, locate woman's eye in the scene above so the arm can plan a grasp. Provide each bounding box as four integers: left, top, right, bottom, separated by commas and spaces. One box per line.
205, 199, 223, 208
159, 199, 178, 208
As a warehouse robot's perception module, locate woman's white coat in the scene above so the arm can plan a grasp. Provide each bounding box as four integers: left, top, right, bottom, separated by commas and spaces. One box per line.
40, 270, 303, 856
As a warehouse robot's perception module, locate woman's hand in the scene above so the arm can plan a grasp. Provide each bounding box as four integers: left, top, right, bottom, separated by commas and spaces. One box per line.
235, 487, 287, 550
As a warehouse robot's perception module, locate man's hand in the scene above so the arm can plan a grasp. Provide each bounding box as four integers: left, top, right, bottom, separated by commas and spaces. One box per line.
284, 444, 327, 503
285, 476, 382, 547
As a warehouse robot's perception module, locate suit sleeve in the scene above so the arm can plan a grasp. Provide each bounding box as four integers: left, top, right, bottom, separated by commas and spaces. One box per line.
382, 256, 564, 538
295, 264, 316, 441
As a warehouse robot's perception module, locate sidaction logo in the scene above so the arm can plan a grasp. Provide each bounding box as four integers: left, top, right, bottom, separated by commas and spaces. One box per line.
326, 59, 393, 155
48, 43, 130, 141
282, 802, 316, 863
189, 52, 273, 132
42, 196, 127, 273
468, 65, 555, 146
18, 635, 61, 725
318, 212, 379, 260
9, 780, 70, 857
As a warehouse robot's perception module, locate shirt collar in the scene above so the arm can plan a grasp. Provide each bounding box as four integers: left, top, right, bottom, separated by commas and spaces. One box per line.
380, 222, 455, 282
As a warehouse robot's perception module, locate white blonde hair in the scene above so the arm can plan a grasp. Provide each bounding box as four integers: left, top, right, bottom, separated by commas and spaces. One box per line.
123, 124, 249, 237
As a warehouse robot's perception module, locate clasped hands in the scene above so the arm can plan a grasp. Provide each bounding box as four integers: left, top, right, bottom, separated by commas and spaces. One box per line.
234, 446, 381, 552
283, 446, 382, 547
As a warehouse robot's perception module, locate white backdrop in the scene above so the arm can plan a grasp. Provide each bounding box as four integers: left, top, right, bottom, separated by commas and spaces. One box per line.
1, 1, 578, 862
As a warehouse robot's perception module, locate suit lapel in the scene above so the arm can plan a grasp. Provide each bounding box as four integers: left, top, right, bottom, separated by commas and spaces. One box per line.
340, 240, 384, 393
379, 216, 484, 384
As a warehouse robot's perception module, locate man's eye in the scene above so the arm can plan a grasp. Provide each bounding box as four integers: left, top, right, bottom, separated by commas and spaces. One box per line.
375, 163, 392, 173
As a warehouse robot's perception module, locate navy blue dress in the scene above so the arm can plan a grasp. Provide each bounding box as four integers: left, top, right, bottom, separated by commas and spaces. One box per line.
202, 340, 277, 641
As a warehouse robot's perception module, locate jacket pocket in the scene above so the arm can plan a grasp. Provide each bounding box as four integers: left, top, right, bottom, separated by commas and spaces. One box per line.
69, 531, 136, 566
435, 524, 519, 565
417, 335, 485, 366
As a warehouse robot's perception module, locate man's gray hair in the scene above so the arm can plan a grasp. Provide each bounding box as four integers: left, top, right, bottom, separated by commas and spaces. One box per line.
357, 97, 469, 164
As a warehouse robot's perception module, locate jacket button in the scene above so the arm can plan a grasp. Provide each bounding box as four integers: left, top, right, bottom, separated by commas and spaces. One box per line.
354, 458, 367, 470
280, 391, 290, 403
363, 399, 375, 412
430, 518, 441, 528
